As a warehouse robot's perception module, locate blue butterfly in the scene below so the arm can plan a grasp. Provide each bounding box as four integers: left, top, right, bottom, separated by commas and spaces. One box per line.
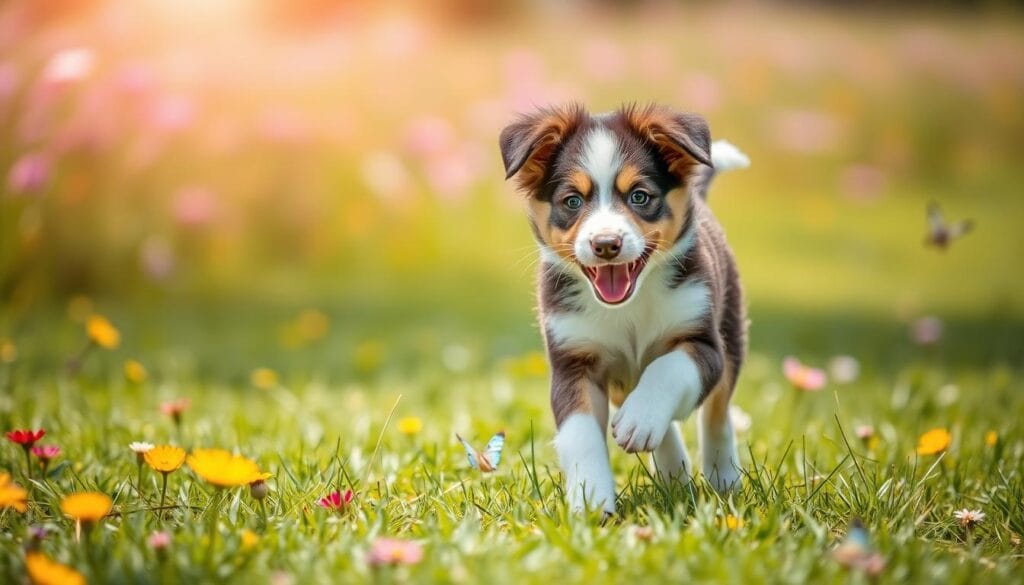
456, 431, 505, 472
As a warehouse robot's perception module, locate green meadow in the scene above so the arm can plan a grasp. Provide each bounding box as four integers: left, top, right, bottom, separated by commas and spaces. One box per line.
2, 3, 1024, 584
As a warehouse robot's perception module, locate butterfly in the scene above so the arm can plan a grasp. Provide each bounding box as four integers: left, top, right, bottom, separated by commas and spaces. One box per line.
831, 518, 886, 576
455, 431, 505, 472
925, 202, 973, 250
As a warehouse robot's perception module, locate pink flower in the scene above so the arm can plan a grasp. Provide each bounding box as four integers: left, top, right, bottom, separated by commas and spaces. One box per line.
367, 538, 423, 566
783, 357, 827, 391
6, 152, 51, 195
148, 531, 171, 550
403, 116, 455, 159
318, 489, 354, 512
31, 445, 60, 461
147, 94, 196, 133
173, 186, 217, 228
160, 399, 190, 425
911, 316, 943, 346
855, 425, 875, 444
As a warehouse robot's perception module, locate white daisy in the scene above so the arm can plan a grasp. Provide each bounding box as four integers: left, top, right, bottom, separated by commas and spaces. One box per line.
953, 508, 985, 527
129, 441, 154, 453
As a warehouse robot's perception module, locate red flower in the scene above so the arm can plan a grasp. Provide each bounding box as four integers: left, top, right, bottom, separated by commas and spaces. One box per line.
318, 489, 354, 512
159, 399, 190, 423
31, 445, 60, 461
6, 429, 45, 448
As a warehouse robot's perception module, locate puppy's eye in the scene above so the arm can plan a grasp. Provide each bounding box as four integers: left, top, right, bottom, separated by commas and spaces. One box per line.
564, 195, 583, 210
628, 190, 650, 206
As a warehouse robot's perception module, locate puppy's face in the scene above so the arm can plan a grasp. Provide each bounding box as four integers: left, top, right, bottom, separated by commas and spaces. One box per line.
500, 104, 712, 306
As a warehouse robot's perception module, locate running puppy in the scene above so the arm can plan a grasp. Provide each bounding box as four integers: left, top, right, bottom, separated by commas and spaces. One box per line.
499, 103, 749, 514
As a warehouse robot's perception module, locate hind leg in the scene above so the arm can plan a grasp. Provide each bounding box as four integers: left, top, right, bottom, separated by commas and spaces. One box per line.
651, 422, 692, 484
698, 379, 741, 492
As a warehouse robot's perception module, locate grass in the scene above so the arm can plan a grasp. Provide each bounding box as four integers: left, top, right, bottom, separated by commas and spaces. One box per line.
0, 303, 1022, 584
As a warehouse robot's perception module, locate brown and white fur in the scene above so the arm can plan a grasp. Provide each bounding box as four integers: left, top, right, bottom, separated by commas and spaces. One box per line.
499, 103, 750, 514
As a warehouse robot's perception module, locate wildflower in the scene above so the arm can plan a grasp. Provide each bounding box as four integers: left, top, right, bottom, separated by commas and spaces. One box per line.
241, 529, 260, 550
910, 316, 943, 346
250, 474, 272, 501
250, 367, 279, 390
954, 509, 985, 528
916, 428, 951, 456
187, 449, 265, 488
6, 152, 51, 195
27, 525, 48, 550
86, 315, 120, 349
0, 338, 16, 363
722, 515, 744, 530
985, 431, 998, 447
129, 441, 155, 463
7, 428, 45, 479
31, 445, 60, 474
148, 531, 171, 551
367, 538, 424, 567
855, 425, 874, 441
783, 357, 827, 391
319, 489, 354, 512
828, 355, 860, 384
124, 360, 148, 383
160, 398, 190, 426
631, 525, 655, 542
0, 473, 28, 512
145, 445, 186, 474
397, 416, 423, 436
25, 552, 86, 585
60, 492, 112, 523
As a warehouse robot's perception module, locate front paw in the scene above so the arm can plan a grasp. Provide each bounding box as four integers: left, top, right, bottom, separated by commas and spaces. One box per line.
611, 392, 674, 453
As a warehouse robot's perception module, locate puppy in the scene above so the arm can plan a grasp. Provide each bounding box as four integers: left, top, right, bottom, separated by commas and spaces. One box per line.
499, 103, 749, 514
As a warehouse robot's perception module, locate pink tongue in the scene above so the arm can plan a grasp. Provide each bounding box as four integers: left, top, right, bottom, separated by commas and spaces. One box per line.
592, 264, 632, 304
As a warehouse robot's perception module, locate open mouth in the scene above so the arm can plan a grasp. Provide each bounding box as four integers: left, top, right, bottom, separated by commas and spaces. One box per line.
581, 245, 655, 305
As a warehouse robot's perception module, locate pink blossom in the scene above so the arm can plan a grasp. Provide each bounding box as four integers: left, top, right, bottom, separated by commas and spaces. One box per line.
367, 538, 423, 566
911, 316, 943, 346
403, 116, 455, 159
855, 425, 875, 442
173, 186, 218, 228
31, 445, 60, 461
6, 152, 51, 195
148, 531, 171, 550
783, 357, 827, 391
318, 489, 354, 512
581, 39, 626, 83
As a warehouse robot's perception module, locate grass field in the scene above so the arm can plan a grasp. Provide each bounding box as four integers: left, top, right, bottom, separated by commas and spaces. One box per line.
3, 2, 1024, 584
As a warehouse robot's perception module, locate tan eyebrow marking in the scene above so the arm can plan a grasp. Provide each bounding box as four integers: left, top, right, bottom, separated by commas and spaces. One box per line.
615, 164, 642, 194
569, 170, 592, 197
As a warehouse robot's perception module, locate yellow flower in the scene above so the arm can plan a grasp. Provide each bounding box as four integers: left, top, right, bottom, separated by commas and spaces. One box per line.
241, 529, 260, 550
397, 416, 423, 436
985, 431, 998, 447
0, 338, 16, 363
60, 492, 113, 522
188, 449, 265, 488
124, 360, 148, 383
26, 552, 86, 585
0, 473, 28, 513
86, 315, 120, 349
916, 428, 951, 455
145, 445, 186, 474
250, 368, 279, 390
722, 515, 744, 530
521, 351, 548, 377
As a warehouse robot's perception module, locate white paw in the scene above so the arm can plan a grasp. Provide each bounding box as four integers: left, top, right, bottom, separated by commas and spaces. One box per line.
704, 458, 742, 493
611, 392, 676, 453
565, 474, 617, 515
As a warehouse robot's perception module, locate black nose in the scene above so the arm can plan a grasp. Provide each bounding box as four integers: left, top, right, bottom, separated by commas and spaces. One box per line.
591, 234, 622, 260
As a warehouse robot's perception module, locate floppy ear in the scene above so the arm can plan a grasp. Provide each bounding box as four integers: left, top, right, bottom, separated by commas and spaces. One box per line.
621, 104, 712, 178
499, 104, 586, 193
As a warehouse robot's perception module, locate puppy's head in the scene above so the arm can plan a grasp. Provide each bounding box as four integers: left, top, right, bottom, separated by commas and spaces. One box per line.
500, 103, 712, 306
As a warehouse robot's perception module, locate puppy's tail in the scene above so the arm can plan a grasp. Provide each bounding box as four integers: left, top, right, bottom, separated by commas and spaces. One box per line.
695, 140, 750, 200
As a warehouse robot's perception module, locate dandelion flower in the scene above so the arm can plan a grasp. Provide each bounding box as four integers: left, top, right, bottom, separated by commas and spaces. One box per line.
250, 367, 279, 390
145, 445, 186, 474
124, 360, 148, 383
187, 449, 265, 488
86, 315, 120, 349
916, 428, 951, 456
318, 489, 354, 512
722, 515, 744, 530
783, 357, 827, 391
985, 431, 998, 447
0, 473, 28, 513
367, 538, 424, 566
953, 508, 985, 527
26, 552, 86, 585
397, 416, 423, 436
241, 529, 260, 550
60, 492, 112, 523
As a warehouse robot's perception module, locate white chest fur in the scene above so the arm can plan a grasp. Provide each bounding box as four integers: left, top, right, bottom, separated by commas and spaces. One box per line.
543, 263, 710, 387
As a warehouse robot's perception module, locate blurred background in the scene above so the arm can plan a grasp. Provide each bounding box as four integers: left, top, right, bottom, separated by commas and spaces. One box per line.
1, 0, 1022, 385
